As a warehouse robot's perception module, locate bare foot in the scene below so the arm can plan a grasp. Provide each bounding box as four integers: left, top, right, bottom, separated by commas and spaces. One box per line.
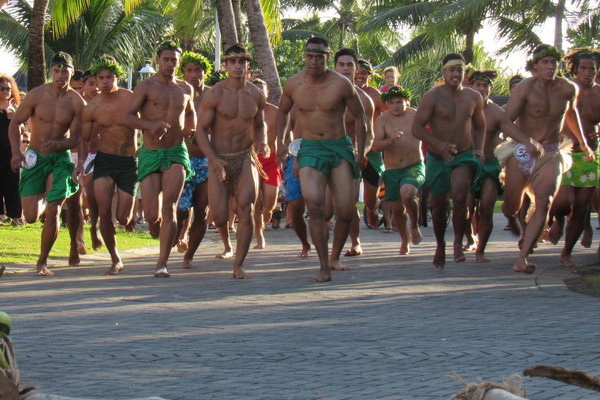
36, 264, 54, 277
433, 244, 445, 269
548, 219, 563, 245
177, 240, 188, 253
539, 228, 550, 243
344, 245, 362, 257
77, 241, 87, 255
216, 250, 233, 259
233, 266, 250, 279
581, 226, 592, 248
253, 240, 265, 249
411, 227, 422, 245
399, 242, 410, 255
463, 238, 477, 252
506, 216, 520, 236
453, 242, 466, 263
91, 234, 103, 251
513, 259, 536, 274
560, 253, 578, 270
154, 267, 170, 277
182, 258, 197, 269
69, 248, 81, 266
105, 262, 123, 275
311, 270, 332, 282
298, 246, 311, 258
329, 260, 349, 271
475, 252, 490, 263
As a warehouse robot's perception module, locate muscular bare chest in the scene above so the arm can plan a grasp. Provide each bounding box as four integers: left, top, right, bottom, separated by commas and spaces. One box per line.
578, 89, 600, 128
525, 86, 569, 120
293, 81, 342, 114
216, 90, 257, 121
143, 85, 185, 116
432, 93, 475, 123
94, 99, 121, 128
34, 93, 74, 127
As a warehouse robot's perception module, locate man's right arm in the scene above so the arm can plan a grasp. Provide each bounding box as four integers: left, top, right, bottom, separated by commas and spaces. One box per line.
193, 89, 219, 161
371, 115, 392, 152
8, 91, 36, 171
122, 82, 165, 138
504, 80, 528, 123
412, 92, 441, 149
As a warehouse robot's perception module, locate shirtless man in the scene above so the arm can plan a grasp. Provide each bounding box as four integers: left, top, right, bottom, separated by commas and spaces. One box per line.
503, 44, 594, 274
412, 53, 486, 268
355, 59, 386, 228
546, 48, 600, 268
74, 56, 138, 275
175, 52, 213, 269
251, 78, 280, 249
70, 70, 84, 95
468, 70, 542, 263
124, 41, 196, 278
8, 52, 83, 276
330, 48, 373, 266
373, 86, 423, 255
194, 44, 269, 279
276, 37, 367, 282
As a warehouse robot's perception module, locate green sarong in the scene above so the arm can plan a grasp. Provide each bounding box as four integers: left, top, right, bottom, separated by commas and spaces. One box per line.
382, 162, 425, 201
137, 143, 193, 182
425, 149, 480, 197
561, 151, 600, 187
297, 136, 360, 179
366, 151, 385, 175
470, 159, 503, 194
20, 149, 79, 203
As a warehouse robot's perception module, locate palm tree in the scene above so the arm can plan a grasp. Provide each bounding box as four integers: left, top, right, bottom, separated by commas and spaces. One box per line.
361, 0, 556, 66
29, 0, 49, 89
0, 0, 169, 75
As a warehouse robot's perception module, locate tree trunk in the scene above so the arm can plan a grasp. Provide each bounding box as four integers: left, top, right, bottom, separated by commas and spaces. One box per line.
463, 29, 475, 64
554, 0, 566, 52
245, 0, 282, 103
216, 0, 239, 50
231, 0, 244, 44
28, 0, 49, 90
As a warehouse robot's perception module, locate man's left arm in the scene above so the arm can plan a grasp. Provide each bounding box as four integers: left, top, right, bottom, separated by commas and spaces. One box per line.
253, 91, 269, 157
471, 93, 486, 159
345, 83, 367, 163
359, 93, 375, 154
565, 84, 593, 160
183, 84, 197, 138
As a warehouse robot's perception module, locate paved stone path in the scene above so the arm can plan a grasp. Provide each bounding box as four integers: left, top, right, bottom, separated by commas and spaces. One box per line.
2, 215, 600, 399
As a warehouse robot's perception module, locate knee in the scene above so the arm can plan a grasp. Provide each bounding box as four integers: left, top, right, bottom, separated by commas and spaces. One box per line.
306, 203, 323, 219
116, 212, 130, 226
400, 185, 417, 202
24, 210, 38, 224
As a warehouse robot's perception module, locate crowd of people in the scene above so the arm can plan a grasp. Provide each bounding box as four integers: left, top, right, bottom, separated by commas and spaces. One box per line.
1, 38, 599, 282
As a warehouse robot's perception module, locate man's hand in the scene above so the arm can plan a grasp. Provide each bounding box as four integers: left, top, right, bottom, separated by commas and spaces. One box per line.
391, 130, 404, 143
525, 139, 544, 159
72, 163, 84, 183
41, 139, 57, 155
292, 157, 300, 178
276, 146, 288, 165
256, 140, 270, 158
209, 157, 227, 182
473, 149, 484, 162
151, 121, 170, 140
583, 145, 595, 162
436, 142, 458, 162
10, 153, 23, 172
6, 104, 16, 119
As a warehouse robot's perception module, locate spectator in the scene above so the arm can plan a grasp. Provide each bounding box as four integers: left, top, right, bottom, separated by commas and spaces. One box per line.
380, 66, 400, 93
0, 73, 23, 226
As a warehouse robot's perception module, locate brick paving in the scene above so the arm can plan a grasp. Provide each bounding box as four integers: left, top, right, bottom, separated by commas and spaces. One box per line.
1, 214, 600, 399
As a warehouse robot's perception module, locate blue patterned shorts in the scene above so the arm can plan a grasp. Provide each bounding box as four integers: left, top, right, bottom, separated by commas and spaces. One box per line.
177, 157, 208, 211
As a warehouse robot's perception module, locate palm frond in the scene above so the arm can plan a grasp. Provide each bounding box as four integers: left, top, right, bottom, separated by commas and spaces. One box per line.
260, 0, 282, 44
360, 2, 441, 33
48, 0, 92, 38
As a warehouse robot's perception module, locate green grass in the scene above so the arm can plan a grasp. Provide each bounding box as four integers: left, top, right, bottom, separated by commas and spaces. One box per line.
0, 222, 157, 265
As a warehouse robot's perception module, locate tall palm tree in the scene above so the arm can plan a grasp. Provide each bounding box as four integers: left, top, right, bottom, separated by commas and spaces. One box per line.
29, 0, 49, 89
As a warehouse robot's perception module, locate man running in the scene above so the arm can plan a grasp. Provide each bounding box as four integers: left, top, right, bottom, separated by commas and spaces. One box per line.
8, 52, 83, 276
75, 56, 138, 275
355, 59, 386, 228
251, 78, 280, 249
330, 48, 373, 266
276, 37, 367, 282
175, 51, 213, 269
469, 70, 542, 263
373, 86, 423, 255
194, 44, 269, 279
412, 53, 486, 268
123, 41, 196, 278
503, 44, 594, 274
546, 48, 600, 268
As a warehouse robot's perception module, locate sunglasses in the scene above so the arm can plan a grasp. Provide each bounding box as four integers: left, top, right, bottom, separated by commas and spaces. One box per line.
0, 86, 11, 92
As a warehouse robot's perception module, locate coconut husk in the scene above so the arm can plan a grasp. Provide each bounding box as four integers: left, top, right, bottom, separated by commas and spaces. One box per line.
450, 373, 527, 400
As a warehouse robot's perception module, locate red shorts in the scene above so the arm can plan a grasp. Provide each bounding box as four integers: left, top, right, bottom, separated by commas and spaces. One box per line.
258, 153, 281, 187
